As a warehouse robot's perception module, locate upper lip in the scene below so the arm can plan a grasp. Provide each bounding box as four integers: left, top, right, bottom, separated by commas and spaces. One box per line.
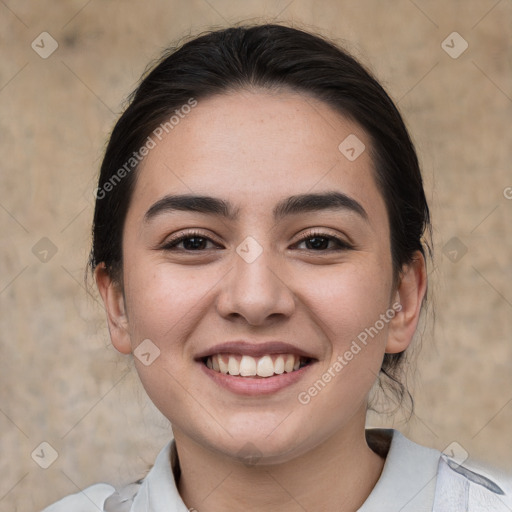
195, 340, 317, 360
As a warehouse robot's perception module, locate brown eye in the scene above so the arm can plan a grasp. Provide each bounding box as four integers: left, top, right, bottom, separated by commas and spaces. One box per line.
161, 231, 219, 251
294, 231, 353, 251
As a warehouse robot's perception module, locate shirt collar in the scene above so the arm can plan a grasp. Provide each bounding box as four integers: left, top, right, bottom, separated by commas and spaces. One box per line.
130, 440, 188, 512
360, 428, 440, 511
130, 428, 441, 512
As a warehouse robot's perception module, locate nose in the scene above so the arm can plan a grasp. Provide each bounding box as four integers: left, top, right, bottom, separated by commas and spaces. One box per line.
215, 240, 296, 326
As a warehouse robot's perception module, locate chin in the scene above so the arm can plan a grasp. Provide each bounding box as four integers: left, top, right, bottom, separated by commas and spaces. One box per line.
200, 420, 313, 466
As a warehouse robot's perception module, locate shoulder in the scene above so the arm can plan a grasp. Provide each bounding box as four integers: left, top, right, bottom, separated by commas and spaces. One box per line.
40, 442, 173, 512
41, 481, 143, 512
435, 451, 512, 510
364, 428, 512, 511
436, 454, 512, 512
40, 483, 117, 511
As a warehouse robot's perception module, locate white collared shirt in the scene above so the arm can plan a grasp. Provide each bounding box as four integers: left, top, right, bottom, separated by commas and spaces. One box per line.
41, 428, 512, 511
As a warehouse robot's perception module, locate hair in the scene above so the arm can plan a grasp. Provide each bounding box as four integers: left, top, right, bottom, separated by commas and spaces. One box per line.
87, 23, 432, 412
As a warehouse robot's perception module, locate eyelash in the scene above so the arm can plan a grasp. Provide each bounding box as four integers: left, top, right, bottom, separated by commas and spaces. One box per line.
160, 229, 353, 252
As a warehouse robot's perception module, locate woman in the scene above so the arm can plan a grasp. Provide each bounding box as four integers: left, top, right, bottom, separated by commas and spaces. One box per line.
42, 23, 511, 511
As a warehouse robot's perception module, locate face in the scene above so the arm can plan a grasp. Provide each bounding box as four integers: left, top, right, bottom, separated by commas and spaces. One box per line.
98, 89, 424, 464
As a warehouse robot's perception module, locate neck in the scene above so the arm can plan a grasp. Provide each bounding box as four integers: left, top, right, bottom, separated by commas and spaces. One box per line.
174, 413, 385, 512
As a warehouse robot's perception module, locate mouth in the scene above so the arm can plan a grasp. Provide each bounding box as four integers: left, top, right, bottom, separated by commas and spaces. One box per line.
202, 353, 313, 378
195, 341, 318, 395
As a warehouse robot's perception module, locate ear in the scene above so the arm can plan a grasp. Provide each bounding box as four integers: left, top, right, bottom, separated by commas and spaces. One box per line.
385, 251, 427, 354
94, 263, 132, 354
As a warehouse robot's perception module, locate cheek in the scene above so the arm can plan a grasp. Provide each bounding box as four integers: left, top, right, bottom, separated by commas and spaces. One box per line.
300, 260, 394, 406
122, 261, 208, 421
296, 259, 393, 400
123, 260, 209, 343
300, 259, 393, 342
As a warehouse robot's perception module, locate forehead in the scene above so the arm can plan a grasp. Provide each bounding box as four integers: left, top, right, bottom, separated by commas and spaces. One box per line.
129, 89, 387, 227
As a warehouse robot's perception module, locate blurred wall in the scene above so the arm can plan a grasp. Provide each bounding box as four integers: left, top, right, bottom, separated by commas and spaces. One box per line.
0, 1, 511, 510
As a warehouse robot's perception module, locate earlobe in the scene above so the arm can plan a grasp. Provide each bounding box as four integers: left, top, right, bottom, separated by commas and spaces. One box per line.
385, 251, 427, 354
94, 264, 132, 355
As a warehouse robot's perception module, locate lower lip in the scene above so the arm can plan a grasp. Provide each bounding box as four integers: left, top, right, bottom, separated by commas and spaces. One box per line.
199, 361, 315, 396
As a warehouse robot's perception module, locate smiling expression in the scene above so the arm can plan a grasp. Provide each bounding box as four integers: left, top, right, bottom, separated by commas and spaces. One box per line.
98, 88, 418, 463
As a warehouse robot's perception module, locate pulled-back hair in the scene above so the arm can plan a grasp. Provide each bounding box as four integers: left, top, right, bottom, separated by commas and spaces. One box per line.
88, 23, 432, 411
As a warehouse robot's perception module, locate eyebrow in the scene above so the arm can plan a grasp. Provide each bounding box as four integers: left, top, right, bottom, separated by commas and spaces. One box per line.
143, 191, 369, 224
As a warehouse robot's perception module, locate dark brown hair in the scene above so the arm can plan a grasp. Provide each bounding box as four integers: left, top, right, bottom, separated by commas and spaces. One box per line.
88, 23, 432, 410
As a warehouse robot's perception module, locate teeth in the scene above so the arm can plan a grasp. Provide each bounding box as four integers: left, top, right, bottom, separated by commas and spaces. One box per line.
240, 355, 256, 376
228, 356, 240, 376
205, 354, 309, 378
256, 355, 274, 377
274, 356, 285, 374
218, 355, 229, 374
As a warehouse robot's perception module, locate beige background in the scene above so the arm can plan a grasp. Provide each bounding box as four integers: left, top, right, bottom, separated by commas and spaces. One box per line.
1, 1, 511, 510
